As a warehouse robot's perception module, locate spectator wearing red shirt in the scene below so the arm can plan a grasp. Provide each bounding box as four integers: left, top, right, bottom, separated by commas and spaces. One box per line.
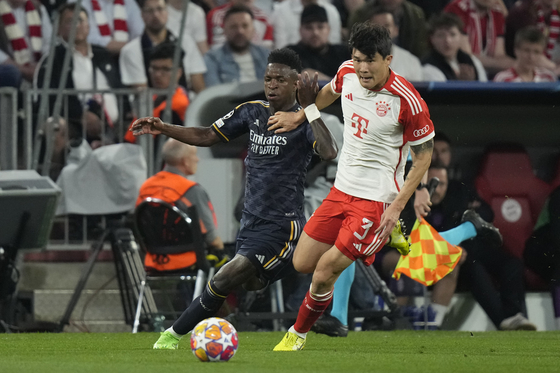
505, 0, 560, 76
494, 26, 557, 82
445, 0, 514, 75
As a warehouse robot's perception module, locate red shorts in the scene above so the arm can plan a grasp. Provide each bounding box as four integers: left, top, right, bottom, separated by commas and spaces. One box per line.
304, 187, 389, 266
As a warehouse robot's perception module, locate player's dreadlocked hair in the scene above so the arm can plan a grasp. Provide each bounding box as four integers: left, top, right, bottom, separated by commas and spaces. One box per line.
348, 22, 392, 59
268, 48, 303, 73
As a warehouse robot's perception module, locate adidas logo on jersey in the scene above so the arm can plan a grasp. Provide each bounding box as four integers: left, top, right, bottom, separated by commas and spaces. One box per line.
256, 255, 265, 264
353, 243, 362, 252
345, 93, 353, 101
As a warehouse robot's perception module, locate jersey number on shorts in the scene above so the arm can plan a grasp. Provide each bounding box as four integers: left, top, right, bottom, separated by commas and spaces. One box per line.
353, 218, 373, 240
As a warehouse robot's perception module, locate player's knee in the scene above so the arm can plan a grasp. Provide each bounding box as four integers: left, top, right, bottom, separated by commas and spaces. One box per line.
212, 255, 256, 291
294, 262, 314, 274
242, 276, 265, 291
293, 256, 315, 273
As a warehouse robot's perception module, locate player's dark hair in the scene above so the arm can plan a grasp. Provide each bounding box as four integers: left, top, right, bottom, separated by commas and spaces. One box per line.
224, 4, 254, 22
150, 42, 185, 63
348, 22, 392, 59
514, 26, 546, 48
268, 48, 303, 73
428, 12, 464, 36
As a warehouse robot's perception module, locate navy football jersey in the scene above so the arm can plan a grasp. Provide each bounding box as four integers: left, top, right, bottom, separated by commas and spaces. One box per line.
212, 101, 316, 221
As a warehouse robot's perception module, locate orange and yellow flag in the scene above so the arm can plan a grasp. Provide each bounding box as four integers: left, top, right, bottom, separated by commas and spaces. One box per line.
393, 218, 462, 286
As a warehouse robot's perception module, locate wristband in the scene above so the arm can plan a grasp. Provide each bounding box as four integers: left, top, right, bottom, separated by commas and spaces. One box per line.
303, 104, 321, 123
416, 183, 428, 191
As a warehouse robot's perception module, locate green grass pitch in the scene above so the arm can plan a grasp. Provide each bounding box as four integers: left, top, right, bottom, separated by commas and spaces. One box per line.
1, 331, 559, 373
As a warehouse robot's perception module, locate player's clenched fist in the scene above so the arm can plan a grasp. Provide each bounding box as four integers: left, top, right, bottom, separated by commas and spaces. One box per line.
130, 116, 165, 136
297, 71, 319, 108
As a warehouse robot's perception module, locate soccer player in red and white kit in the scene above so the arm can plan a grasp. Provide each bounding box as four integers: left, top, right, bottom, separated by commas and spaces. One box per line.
271, 22, 435, 351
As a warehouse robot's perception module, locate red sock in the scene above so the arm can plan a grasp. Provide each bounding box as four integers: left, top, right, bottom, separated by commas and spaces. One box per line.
294, 287, 333, 333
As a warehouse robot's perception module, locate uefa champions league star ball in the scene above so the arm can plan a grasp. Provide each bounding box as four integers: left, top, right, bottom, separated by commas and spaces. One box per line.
190, 317, 239, 362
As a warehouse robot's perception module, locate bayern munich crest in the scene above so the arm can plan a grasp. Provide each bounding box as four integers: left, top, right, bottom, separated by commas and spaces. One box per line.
375, 101, 390, 117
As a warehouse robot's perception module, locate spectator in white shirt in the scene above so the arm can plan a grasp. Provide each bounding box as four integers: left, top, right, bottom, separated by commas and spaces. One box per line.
273, 0, 342, 49
119, 0, 206, 93
167, 0, 209, 54
37, 3, 124, 146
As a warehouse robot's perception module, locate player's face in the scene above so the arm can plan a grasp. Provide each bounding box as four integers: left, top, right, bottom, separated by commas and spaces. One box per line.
351, 49, 392, 90
149, 58, 182, 89
224, 12, 254, 52
300, 21, 330, 50
142, 0, 168, 33
264, 63, 297, 111
428, 168, 448, 206
433, 140, 451, 167
430, 26, 462, 60
515, 42, 545, 70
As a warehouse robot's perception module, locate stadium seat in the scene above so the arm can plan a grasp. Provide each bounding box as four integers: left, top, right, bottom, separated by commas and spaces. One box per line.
475, 145, 551, 289
131, 198, 213, 332
550, 156, 560, 189
476, 145, 551, 256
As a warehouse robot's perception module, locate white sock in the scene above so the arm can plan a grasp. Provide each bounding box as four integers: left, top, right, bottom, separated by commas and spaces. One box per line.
289, 325, 307, 338
431, 303, 448, 327
556, 317, 560, 330
168, 326, 184, 339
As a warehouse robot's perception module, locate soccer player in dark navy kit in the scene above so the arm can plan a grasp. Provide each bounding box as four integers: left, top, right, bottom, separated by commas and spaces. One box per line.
131, 48, 338, 349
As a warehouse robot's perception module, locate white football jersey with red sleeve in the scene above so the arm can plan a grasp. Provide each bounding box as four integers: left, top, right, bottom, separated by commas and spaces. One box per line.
329, 61, 435, 203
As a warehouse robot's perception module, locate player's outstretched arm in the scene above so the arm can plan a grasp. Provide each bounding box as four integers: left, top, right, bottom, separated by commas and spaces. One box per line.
130, 116, 221, 147
299, 72, 338, 160
375, 139, 433, 242
267, 75, 339, 134
267, 108, 305, 134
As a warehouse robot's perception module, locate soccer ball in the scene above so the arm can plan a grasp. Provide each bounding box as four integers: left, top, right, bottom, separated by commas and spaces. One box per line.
190, 317, 238, 362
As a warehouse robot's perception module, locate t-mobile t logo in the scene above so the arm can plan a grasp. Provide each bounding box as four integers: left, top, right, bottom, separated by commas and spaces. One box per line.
351, 113, 369, 139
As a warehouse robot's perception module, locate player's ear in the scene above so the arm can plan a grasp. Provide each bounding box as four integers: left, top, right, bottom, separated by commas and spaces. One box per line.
385, 54, 393, 65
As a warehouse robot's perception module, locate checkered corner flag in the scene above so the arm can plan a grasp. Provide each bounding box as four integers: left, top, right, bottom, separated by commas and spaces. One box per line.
392, 177, 462, 286
393, 217, 463, 286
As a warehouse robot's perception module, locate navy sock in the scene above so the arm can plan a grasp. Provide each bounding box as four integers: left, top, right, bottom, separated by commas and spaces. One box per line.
172, 280, 228, 335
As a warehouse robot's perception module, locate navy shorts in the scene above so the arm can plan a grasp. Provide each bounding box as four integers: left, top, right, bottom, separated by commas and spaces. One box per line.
236, 213, 305, 284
